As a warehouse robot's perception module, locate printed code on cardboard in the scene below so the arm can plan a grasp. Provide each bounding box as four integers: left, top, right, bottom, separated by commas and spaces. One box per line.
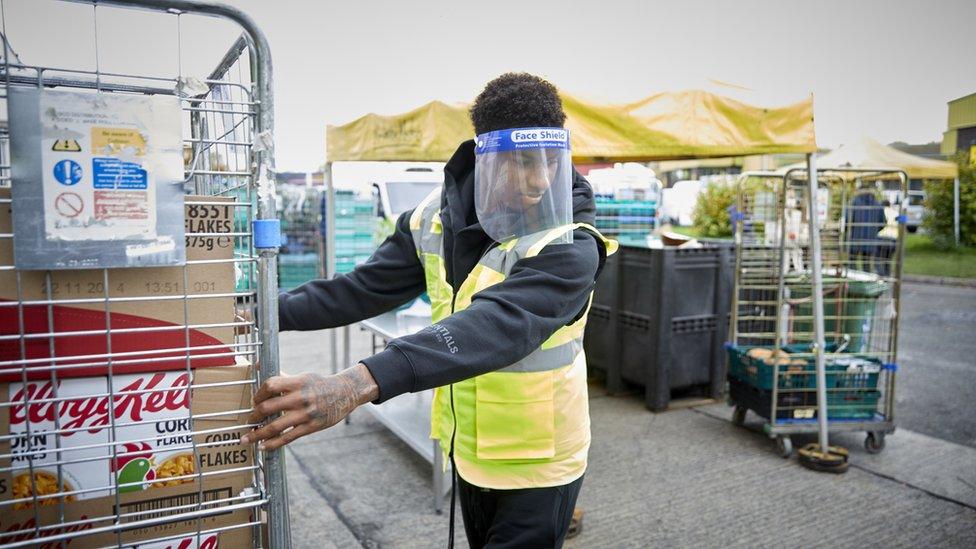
118, 486, 232, 524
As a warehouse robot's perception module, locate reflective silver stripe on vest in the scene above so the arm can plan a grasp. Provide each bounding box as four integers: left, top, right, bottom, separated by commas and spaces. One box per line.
419, 216, 444, 256
411, 189, 444, 255
499, 338, 582, 373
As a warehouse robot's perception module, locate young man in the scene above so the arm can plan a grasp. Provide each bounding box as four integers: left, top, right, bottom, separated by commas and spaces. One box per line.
243, 73, 615, 548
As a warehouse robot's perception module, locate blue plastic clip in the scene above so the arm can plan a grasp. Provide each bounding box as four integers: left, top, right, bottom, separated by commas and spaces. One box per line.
882, 363, 899, 372
727, 205, 745, 232
727, 205, 745, 222
895, 215, 907, 225
253, 219, 282, 249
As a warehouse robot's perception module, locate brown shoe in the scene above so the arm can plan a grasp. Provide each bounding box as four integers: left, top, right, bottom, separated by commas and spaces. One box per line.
566, 508, 584, 539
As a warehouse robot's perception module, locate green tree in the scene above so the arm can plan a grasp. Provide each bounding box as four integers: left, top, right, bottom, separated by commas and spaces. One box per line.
923, 154, 976, 248
692, 180, 737, 237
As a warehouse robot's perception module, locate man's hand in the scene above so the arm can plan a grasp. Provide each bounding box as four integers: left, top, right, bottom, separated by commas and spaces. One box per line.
241, 363, 379, 451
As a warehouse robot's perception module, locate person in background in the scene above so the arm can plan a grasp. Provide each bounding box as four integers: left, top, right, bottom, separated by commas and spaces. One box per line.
875, 198, 900, 277
846, 182, 887, 273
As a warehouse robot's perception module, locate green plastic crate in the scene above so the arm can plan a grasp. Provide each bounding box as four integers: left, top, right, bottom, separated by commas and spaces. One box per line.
726, 344, 881, 391
826, 389, 881, 419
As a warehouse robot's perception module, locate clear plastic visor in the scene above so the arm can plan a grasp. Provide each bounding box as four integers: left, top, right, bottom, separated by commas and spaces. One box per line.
474, 128, 573, 244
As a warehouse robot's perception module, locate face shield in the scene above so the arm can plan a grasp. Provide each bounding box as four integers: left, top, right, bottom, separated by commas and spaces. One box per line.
474, 127, 573, 244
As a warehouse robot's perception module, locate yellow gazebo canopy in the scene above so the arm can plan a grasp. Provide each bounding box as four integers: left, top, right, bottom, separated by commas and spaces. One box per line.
326, 90, 816, 163
782, 136, 958, 180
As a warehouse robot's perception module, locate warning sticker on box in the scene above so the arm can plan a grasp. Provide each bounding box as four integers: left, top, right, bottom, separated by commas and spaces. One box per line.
93, 157, 148, 189
34, 91, 181, 242
91, 126, 147, 157
94, 190, 150, 220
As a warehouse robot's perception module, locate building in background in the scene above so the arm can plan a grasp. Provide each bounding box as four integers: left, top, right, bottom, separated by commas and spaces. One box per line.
889, 141, 944, 159
942, 92, 976, 160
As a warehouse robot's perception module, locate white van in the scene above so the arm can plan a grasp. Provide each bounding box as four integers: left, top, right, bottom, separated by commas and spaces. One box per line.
659, 180, 703, 226
372, 168, 442, 222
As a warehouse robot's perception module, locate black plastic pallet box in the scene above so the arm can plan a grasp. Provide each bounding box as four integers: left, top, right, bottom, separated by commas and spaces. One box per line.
585, 243, 734, 410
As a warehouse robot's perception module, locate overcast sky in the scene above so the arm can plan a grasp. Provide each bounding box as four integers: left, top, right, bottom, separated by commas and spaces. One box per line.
4, 0, 974, 171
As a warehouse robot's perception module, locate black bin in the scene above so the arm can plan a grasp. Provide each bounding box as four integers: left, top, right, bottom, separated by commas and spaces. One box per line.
584, 243, 734, 411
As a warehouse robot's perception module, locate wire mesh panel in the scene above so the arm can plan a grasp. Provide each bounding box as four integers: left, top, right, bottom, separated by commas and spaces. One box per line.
277, 184, 323, 290
728, 169, 903, 439
0, 121, 8, 188
0, 1, 288, 546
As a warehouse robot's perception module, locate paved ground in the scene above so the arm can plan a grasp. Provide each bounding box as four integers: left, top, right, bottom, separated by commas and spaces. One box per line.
277, 328, 976, 549
896, 282, 976, 448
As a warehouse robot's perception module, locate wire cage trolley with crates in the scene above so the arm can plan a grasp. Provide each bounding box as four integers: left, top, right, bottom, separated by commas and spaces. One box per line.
0, 1, 291, 546
726, 168, 905, 458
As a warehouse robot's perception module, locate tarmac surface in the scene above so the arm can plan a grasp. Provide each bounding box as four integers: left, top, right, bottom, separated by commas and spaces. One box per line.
895, 282, 976, 448
277, 320, 976, 548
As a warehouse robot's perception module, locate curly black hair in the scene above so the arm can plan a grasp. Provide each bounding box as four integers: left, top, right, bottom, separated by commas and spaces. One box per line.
470, 73, 566, 135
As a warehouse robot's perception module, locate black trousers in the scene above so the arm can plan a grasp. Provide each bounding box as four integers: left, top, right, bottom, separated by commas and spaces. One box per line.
457, 474, 584, 549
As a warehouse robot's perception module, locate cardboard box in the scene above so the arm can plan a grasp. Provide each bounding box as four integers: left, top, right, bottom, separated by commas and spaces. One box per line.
0, 471, 255, 548
0, 190, 241, 381
131, 527, 254, 549
0, 364, 256, 547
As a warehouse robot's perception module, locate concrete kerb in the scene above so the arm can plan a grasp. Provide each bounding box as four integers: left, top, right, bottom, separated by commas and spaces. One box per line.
692, 402, 976, 511
903, 273, 976, 288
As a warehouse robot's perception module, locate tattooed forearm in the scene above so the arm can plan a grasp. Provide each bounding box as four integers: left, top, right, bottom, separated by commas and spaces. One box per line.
242, 364, 379, 450
300, 364, 379, 428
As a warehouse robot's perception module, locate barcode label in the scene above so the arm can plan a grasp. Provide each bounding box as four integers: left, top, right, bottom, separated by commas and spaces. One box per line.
117, 487, 233, 524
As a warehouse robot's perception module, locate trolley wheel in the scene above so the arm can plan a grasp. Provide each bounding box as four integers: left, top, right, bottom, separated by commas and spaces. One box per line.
864, 432, 886, 454
776, 436, 793, 458
732, 405, 748, 426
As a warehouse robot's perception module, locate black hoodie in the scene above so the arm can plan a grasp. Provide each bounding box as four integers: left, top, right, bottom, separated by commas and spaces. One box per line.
278, 140, 604, 403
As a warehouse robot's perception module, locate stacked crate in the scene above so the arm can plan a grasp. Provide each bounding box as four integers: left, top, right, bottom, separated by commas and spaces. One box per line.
278, 253, 320, 289
594, 194, 658, 247
327, 190, 377, 274
277, 185, 324, 290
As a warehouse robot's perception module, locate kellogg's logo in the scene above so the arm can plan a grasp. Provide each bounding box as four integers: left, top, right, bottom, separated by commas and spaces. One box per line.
0, 515, 93, 547
9, 373, 190, 435
137, 533, 219, 549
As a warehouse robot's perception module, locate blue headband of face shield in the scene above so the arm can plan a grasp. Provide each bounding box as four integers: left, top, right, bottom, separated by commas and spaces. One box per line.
475, 127, 571, 155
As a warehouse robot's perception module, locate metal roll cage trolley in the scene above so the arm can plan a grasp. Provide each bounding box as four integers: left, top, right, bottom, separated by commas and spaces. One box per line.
1, 1, 290, 547
728, 156, 904, 462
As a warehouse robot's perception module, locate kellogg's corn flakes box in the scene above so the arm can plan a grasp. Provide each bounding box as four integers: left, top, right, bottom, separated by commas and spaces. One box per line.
0, 366, 252, 509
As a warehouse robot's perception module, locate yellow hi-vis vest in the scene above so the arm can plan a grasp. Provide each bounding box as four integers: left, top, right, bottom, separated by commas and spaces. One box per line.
409, 189, 618, 489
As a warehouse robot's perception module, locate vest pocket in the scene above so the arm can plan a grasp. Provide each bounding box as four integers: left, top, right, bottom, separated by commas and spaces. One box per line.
475, 370, 556, 460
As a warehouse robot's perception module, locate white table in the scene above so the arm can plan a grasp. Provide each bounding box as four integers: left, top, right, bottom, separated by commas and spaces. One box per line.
358, 311, 452, 513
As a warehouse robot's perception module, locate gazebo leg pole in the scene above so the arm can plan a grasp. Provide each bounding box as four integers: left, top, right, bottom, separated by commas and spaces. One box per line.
806, 153, 829, 453
954, 177, 960, 247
